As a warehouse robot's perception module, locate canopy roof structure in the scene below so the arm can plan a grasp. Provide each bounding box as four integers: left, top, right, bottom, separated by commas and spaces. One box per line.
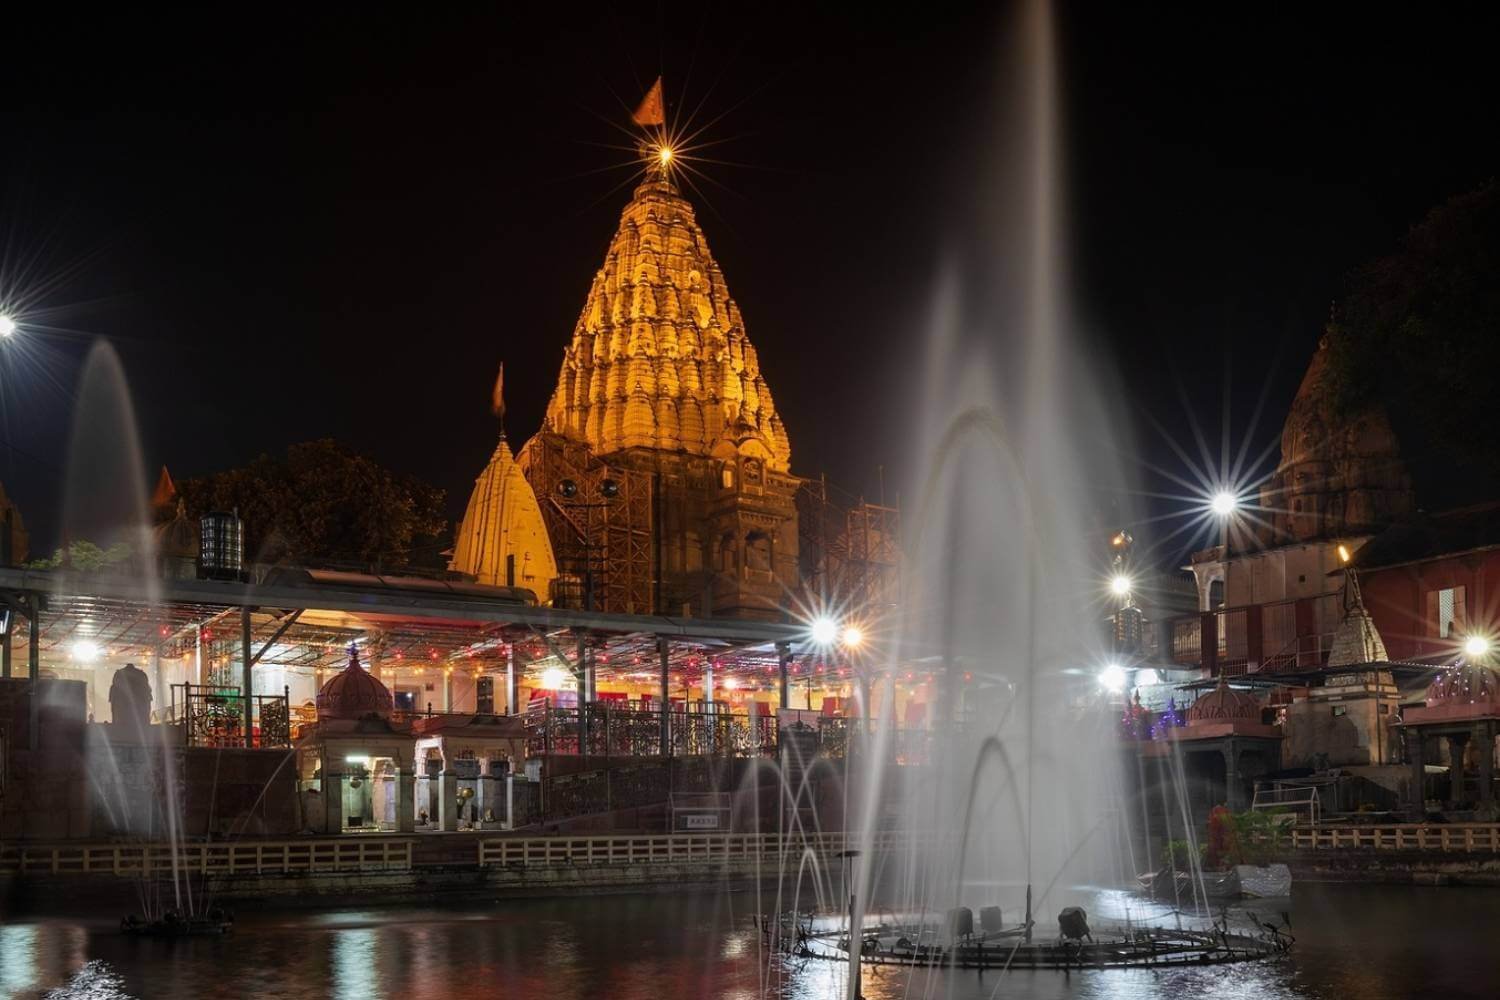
0, 566, 841, 689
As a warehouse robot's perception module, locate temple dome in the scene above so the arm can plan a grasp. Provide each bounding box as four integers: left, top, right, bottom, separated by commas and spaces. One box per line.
1189, 676, 1262, 724
316, 646, 393, 721
1425, 662, 1500, 711
449, 430, 558, 601
531, 168, 791, 472
153, 499, 199, 562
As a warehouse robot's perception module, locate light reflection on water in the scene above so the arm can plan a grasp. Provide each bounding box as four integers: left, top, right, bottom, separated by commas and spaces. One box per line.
6, 884, 1500, 1000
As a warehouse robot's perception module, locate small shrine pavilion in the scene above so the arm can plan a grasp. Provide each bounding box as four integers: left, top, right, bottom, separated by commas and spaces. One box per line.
1144, 676, 1282, 811
295, 645, 416, 834
1401, 661, 1500, 812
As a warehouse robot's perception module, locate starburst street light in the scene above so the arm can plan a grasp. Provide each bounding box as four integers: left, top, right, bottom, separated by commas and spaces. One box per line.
840, 625, 864, 650
540, 666, 567, 690
1098, 662, 1127, 693
810, 616, 839, 646
657, 145, 673, 167
1464, 635, 1491, 659
1210, 491, 1239, 516
0, 315, 15, 338
1109, 573, 1132, 597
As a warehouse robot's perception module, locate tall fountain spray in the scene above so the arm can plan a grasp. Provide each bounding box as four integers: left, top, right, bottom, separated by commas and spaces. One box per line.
847, 0, 1140, 988
62, 340, 191, 916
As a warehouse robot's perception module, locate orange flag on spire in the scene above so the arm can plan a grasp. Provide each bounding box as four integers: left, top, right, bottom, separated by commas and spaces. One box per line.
632, 77, 665, 127
491, 363, 505, 421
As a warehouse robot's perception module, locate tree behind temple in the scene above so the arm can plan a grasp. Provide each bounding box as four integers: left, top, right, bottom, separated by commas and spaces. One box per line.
175, 439, 447, 572
1327, 181, 1500, 507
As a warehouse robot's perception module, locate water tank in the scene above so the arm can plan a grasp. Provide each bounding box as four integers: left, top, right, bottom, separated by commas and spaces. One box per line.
979, 906, 1004, 935
198, 511, 245, 581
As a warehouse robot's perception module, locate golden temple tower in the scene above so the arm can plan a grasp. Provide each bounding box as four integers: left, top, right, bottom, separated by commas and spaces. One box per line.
519, 164, 799, 619
451, 370, 559, 601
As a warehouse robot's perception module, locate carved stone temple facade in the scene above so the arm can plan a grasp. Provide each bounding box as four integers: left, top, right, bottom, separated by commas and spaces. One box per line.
1190, 331, 1417, 613
451, 165, 800, 620
1256, 333, 1414, 547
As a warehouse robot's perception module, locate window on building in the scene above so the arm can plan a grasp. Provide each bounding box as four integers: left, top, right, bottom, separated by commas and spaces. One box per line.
1427, 586, 1467, 639
1331, 705, 1347, 718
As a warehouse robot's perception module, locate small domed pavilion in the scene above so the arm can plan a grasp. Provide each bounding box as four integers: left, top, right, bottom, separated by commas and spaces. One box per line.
294, 645, 417, 834
1142, 675, 1282, 811
1401, 660, 1500, 811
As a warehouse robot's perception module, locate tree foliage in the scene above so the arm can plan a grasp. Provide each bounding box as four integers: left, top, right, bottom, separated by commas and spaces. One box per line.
174, 439, 447, 572
27, 540, 134, 572
1326, 181, 1500, 506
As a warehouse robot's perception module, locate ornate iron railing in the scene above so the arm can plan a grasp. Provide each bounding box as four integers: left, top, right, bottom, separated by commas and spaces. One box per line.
170, 683, 292, 749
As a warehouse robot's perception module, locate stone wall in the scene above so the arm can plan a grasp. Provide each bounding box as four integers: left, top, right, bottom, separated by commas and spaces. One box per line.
0, 679, 91, 840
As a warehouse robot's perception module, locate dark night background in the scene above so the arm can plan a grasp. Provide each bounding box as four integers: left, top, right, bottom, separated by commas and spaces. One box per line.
0, 3, 1496, 563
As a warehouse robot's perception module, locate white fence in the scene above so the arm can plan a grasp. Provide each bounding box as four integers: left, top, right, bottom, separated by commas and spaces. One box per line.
477, 831, 912, 867
0, 837, 413, 875
1290, 824, 1500, 853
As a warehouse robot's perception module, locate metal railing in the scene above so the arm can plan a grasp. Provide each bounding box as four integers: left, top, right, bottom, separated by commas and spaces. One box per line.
170, 683, 292, 749
1290, 824, 1500, 852
476, 830, 911, 868
0, 837, 414, 876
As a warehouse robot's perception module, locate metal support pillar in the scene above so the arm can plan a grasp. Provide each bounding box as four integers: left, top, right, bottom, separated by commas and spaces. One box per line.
241, 605, 254, 748
658, 636, 671, 757
777, 641, 791, 710
506, 643, 518, 715
576, 629, 588, 756
1, 625, 10, 678
28, 598, 39, 680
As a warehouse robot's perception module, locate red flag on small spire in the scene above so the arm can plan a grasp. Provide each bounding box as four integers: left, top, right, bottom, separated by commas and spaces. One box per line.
491, 363, 505, 422
632, 77, 665, 127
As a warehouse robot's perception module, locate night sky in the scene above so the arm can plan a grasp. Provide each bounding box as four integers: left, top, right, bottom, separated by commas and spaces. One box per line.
1, 4, 1496, 562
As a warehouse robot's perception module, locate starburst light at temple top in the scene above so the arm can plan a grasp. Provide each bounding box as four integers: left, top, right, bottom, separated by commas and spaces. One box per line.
582, 74, 747, 208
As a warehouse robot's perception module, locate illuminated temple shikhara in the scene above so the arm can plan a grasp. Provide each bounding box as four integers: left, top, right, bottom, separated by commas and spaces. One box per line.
453, 165, 802, 619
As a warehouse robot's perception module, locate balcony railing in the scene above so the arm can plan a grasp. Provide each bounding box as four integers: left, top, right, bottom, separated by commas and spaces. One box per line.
1166, 592, 1342, 675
